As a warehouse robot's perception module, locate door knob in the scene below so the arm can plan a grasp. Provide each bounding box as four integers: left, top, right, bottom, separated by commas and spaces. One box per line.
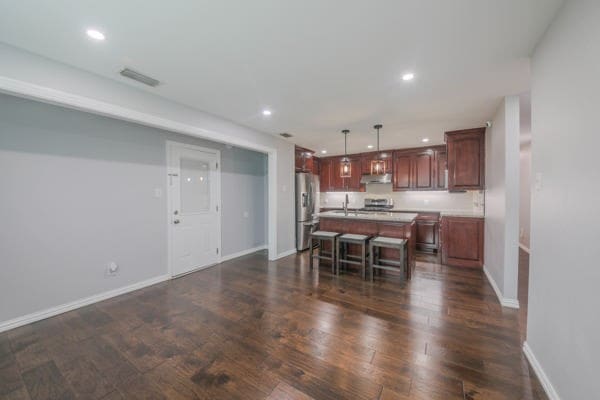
173, 219, 180, 224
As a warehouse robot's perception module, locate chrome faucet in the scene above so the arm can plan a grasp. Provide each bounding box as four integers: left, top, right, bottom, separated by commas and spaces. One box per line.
343, 193, 349, 216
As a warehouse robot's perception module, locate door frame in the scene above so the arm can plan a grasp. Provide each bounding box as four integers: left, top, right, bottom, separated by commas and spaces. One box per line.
166, 140, 222, 277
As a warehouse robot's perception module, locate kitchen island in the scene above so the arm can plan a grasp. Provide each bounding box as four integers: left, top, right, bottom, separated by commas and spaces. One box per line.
317, 210, 418, 279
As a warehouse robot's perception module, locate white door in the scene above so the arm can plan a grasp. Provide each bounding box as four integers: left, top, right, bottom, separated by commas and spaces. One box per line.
168, 142, 221, 276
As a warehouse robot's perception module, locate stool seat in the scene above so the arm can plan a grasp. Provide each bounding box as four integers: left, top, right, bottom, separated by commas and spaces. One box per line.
371, 236, 407, 247
311, 231, 340, 238
339, 233, 370, 242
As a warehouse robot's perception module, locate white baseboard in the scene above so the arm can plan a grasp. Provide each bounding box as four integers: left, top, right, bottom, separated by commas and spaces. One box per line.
220, 245, 267, 262
519, 243, 531, 254
483, 266, 520, 309
523, 341, 561, 400
275, 248, 298, 260
0, 274, 170, 334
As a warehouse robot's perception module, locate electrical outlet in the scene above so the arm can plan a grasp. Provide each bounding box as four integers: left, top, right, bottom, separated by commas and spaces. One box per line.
243, 211, 249, 218
106, 262, 119, 277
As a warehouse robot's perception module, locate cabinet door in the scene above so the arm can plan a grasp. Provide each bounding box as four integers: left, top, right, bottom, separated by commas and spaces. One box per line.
446, 128, 485, 191
319, 158, 332, 192
416, 221, 438, 252
330, 157, 346, 191
345, 157, 362, 191
440, 217, 484, 267
414, 151, 434, 189
435, 150, 447, 189
393, 152, 413, 191
312, 157, 320, 175
295, 148, 304, 172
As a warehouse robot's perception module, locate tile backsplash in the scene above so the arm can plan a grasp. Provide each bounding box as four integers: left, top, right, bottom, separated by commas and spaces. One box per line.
320, 184, 484, 213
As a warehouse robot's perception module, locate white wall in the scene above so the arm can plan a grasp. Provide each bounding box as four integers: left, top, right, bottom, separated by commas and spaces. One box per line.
0, 42, 295, 257
519, 143, 531, 249
527, 1, 600, 398
484, 95, 520, 304
0, 93, 267, 326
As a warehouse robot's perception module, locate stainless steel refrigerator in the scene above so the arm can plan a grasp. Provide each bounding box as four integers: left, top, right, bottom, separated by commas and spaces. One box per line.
295, 172, 319, 251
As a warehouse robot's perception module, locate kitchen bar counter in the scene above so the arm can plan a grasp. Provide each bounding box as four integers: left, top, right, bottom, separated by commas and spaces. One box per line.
318, 211, 417, 279
316, 210, 418, 222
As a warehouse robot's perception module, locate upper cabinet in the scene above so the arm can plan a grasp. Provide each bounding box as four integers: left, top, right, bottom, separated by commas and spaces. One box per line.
392, 146, 446, 191
360, 152, 392, 175
295, 146, 315, 173
320, 156, 361, 192
319, 157, 333, 192
445, 128, 485, 191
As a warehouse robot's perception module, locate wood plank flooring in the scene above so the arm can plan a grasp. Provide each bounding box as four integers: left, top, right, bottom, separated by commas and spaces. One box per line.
0, 250, 547, 400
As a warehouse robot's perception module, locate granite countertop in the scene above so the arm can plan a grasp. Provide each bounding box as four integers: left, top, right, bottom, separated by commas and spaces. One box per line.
319, 206, 484, 219
317, 210, 418, 223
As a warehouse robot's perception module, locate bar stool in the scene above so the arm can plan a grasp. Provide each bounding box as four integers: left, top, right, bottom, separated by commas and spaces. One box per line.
309, 231, 341, 274
336, 234, 371, 279
369, 236, 408, 282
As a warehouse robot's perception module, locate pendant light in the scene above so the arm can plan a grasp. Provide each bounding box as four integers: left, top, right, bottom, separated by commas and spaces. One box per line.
340, 129, 351, 178
371, 124, 385, 175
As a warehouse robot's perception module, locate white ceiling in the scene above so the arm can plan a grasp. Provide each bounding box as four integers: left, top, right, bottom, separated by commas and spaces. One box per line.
0, 0, 562, 155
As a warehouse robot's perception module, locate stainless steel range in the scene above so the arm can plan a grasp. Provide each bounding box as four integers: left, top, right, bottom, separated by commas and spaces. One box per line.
359, 198, 395, 212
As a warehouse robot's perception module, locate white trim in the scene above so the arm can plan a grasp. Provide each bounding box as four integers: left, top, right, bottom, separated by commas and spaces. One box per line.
523, 342, 561, 400
483, 266, 520, 309
0, 274, 170, 334
220, 245, 268, 263
275, 248, 298, 260
519, 243, 531, 254
0, 76, 279, 262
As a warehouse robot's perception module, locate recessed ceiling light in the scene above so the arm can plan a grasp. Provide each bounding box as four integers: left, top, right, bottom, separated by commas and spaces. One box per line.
86, 29, 105, 41
367, 145, 374, 149
262, 109, 272, 116
402, 73, 415, 81
422, 138, 430, 143
321, 150, 327, 154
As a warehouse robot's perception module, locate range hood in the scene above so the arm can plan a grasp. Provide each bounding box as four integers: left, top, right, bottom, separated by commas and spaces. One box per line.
360, 173, 392, 184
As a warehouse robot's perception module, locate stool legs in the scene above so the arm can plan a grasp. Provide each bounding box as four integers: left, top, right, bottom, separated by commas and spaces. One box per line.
335, 238, 340, 275
309, 237, 314, 270
369, 242, 374, 282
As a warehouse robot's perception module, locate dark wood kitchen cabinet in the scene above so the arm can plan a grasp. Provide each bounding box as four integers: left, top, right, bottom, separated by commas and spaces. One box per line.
445, 128, 485, 191
295, 146, 315, 173
319, 157, 333, 191
415, 213, 440, 253
393, 147, 444, 191
392, 151, 413, 190
360, 151, 392, 174
440, 216, 484, 268
320, 156, 361, 192
435, 149, 447, 189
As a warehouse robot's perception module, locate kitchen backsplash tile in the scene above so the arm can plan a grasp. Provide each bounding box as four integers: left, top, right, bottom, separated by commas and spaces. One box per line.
320, 187, 484, 214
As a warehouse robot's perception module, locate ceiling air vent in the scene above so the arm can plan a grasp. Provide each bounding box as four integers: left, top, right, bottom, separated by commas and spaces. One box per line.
279, 133, 293, 138
119, 68, 160, 87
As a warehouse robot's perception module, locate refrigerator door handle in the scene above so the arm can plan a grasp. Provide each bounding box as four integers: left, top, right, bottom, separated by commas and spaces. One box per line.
301, 192, 308, 207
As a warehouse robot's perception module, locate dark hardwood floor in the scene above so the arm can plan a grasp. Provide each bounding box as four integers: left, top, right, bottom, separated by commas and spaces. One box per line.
0, 250, 546, 400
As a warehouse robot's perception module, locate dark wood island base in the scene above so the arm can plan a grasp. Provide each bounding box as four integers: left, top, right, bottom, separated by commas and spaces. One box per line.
319, 217, 416, 279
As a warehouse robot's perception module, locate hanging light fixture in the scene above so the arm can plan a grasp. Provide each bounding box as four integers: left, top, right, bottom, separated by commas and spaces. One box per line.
371, 124, 386, 175
340, 129, 351, 178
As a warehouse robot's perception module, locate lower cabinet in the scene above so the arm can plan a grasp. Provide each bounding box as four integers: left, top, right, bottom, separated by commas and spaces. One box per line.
415, 213, 440, 253
440, 216, 484, 267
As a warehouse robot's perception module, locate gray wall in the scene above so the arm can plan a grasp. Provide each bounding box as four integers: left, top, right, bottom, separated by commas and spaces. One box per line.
0, 43, 296, 257
528, 0, 600, 397
0, 93, 266, 324
484, 95, 520, 303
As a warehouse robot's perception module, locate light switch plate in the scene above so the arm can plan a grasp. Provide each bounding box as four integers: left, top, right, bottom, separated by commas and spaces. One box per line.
154, 188, 163, 198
